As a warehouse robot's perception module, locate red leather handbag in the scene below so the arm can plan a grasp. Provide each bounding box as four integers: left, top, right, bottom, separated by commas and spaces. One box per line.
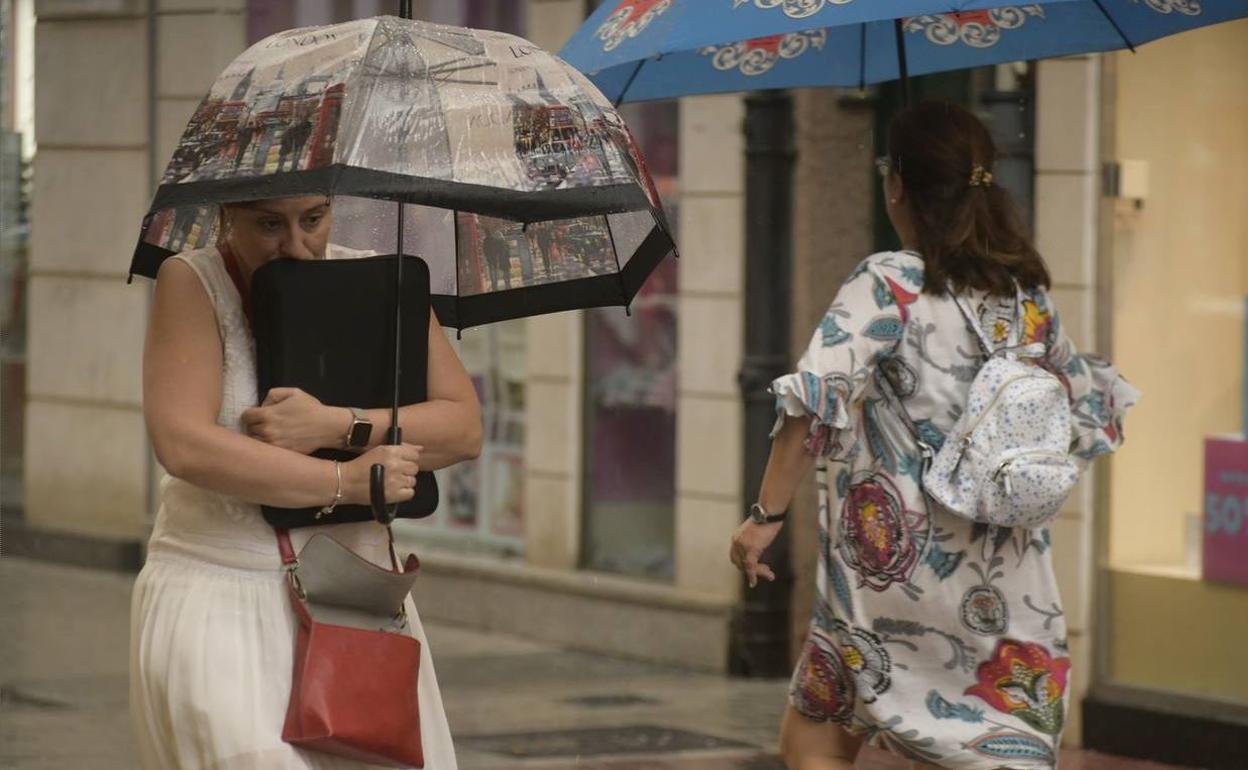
277, 529, 425, 768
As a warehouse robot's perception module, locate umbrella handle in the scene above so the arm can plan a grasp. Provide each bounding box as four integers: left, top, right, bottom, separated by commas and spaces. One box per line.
369, 425, 403, 524
369, 464, 396, 524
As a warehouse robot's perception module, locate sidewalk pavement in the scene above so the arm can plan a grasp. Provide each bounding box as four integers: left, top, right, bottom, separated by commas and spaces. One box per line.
0, 557, 1198, 770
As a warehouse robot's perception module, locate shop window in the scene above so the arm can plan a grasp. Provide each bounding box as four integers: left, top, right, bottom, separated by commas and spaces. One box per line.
581, 100, 679, 580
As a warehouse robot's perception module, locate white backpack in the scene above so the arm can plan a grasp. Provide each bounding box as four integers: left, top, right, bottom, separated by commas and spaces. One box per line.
884, 285, 1080, 529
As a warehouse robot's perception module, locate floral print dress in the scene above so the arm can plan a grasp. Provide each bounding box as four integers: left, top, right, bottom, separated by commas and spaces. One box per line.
770, 251, 1137, 769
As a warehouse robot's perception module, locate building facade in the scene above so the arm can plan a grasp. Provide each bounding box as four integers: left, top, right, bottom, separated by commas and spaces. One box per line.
10, 0, 1246, 757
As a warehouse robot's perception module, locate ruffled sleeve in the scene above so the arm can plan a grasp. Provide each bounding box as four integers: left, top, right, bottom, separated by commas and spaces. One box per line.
770, 256, 908, 456
1040, 292, 1140, 463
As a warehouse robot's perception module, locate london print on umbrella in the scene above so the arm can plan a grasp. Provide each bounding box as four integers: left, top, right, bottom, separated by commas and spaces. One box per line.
131, 16, 675, 330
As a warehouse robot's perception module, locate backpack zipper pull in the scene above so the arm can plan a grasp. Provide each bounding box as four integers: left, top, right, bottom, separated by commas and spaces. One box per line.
952, 435, 972, 476
995, 460, 1015, 497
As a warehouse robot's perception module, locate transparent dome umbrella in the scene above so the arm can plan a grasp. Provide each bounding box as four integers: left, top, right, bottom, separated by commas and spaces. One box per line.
128, 15, 677, 523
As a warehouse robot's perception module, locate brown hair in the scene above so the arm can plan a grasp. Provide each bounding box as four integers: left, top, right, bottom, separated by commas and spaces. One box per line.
886, 100, 1050, 295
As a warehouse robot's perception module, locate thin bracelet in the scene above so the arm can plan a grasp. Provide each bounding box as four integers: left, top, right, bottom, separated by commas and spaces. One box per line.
317, 460, 343, 519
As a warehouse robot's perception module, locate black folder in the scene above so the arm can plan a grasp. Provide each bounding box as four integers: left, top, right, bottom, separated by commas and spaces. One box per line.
251, 254, 439, 528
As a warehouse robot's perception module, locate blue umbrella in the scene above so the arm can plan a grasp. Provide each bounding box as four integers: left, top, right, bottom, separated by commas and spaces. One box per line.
560, 0, 1248, 103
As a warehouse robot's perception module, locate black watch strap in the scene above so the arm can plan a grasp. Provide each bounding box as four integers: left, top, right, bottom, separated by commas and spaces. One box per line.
346, 407, 372, 448
749, 503, 787, 524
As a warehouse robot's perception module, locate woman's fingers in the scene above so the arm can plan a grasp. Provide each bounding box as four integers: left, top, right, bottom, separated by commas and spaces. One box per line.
730, 538, 775, 588
240, 407, 261, 427
262, 387, 298, 406
743, 550, 761, 588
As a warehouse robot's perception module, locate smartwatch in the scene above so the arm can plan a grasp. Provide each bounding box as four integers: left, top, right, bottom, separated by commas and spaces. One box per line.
748, 502, 787, 525
345, 407, 372, 449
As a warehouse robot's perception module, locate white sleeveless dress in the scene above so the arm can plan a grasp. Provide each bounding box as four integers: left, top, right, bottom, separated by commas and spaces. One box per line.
129, 246, 457, 770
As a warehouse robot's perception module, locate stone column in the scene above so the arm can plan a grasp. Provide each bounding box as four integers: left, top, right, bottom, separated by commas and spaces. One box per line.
521, 0, 584, 569
1034, 55, 1103, 748
673, 93, 746, 602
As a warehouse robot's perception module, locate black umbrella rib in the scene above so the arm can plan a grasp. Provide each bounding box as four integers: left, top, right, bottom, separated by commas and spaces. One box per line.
857, 23, 866, 92
612, 59, 646, 108
427, 59, 498, 80
604, 213, 629, 312
1092, 0, 1137, 53
893, 19, 911, 106
451, 210, 462, 340
429, 78, 502, 86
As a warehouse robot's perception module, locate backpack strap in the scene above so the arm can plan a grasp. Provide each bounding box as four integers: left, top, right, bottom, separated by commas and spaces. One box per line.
948, 280, 1038, 361
875, 366, 934, 465
950, 288, 997, 356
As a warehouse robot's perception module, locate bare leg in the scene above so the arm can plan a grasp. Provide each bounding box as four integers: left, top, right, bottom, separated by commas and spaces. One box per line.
779, 705, 864, 770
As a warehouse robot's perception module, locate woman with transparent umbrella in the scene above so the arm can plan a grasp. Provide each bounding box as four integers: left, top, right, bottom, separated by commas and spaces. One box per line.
132, 194, 481, 768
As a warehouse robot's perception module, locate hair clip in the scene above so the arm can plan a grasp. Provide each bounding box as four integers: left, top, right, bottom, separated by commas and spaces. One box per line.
969, 165, 994, 187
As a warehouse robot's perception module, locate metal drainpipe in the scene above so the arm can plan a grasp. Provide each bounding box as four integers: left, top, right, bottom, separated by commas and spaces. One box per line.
732, 89, 795, 678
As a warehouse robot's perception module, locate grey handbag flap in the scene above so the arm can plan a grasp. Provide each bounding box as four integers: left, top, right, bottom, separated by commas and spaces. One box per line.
296, 533, 418, 627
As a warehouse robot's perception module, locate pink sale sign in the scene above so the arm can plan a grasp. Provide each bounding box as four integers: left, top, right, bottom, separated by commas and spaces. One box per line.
1203, 436, 1248, 587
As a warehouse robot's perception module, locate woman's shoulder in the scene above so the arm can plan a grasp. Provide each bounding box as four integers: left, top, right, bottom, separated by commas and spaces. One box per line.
161, 246, 225, 282
848, 250, 925, 292
167, 245, 223, 266
158, 247, 229, 307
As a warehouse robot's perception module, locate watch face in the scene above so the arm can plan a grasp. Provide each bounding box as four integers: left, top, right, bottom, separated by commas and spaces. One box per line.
348, 421, 372, 447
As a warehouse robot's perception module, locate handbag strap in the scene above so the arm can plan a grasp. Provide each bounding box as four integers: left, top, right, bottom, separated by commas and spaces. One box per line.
274, 526, 401, 572
276, 527, 297, 567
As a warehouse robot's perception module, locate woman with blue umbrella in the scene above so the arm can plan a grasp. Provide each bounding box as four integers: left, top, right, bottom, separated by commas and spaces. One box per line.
727, 98, 1138, 770
553, 2, 1248, 769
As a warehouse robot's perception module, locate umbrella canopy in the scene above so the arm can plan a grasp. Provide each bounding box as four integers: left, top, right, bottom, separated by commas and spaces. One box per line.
559, 0, 1248, 103
130, 16, 676, 331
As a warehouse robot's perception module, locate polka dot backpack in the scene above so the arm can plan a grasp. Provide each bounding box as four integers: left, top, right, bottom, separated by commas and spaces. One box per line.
884, 283, 1080, 528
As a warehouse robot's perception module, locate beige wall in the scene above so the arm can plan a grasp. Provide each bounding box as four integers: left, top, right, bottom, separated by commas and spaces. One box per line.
25, 1, 244, 539
786, 88, 875, 657
1108, 21, 1248, 569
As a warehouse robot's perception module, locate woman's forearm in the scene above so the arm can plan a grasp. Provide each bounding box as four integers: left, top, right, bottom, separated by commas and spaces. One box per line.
756, 415, 817, 514
154, 421, 341, 509
358, 399, 482, 470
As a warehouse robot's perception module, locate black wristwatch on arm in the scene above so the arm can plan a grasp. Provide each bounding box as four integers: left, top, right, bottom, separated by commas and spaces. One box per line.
344, 407, 373, 449
748, 502, 787, 525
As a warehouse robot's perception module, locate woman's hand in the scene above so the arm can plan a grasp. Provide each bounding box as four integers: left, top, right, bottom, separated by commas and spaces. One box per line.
729, 519, 782, 588
341, 443, 423, 505
241, 388, 347, 455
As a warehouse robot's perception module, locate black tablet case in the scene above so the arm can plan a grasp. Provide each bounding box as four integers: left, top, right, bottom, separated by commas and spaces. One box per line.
251, 255, 439, 527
